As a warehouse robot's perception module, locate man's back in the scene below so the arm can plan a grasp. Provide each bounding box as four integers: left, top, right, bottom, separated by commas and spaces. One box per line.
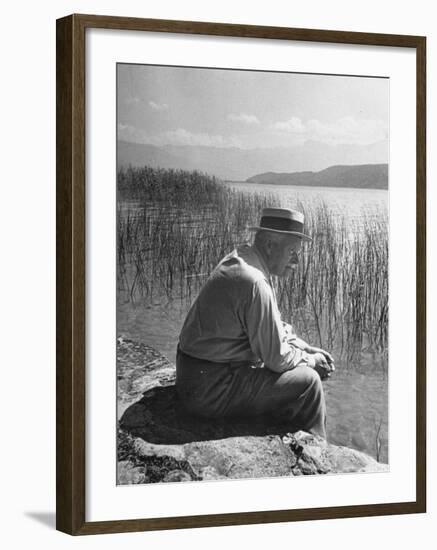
179, 244, 269, 364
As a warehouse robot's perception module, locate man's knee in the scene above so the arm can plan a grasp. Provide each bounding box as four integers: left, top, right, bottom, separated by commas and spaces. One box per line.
276, 366, 323, 406
282, 365, 321, 389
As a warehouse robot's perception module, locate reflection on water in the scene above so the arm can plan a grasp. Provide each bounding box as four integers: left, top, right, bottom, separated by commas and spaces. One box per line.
117, 295, 388, 464
325, 371, 388, 463
119, 183, 388, 231
224, 181, 388, 228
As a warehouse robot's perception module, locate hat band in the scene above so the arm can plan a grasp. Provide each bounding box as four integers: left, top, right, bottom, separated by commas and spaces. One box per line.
260, 216, 304, 233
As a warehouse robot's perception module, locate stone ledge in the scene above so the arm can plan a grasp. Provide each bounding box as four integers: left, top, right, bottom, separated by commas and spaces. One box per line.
117, 337, 388, 484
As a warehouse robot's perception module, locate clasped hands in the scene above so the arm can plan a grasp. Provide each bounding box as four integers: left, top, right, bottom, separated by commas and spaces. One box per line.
305, 346, 335, 380
283, 323, 335, 380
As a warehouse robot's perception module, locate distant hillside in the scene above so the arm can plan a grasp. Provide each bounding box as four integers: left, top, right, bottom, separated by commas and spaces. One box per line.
246, 164, 388, 190
117, 140, 388, 182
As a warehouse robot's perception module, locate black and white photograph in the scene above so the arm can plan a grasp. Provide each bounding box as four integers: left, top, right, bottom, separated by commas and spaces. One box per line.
116, 63, 389, 484
1, 0, 433, 543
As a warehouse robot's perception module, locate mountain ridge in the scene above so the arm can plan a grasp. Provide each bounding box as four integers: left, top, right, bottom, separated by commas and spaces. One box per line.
246, 163, 388, 190
117, 139, 388, 182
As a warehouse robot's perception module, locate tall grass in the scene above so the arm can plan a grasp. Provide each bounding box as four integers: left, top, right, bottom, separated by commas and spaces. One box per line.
117, 166, 388, 365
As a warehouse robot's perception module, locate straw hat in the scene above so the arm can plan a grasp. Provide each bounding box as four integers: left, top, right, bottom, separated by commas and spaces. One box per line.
249, 207, 312, 241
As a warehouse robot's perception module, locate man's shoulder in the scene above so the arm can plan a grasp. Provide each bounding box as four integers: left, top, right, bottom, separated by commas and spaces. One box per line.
218, 245, 267, 285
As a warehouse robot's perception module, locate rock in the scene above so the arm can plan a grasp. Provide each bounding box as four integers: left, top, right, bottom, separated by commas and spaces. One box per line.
117, 336, 176, 417
162, 470, 193, 483
119, 431, 202, 483
117, 460, 146, 484
118, 429, 293, 482
117, 338, 388, 484
183, 435, 294, 479
283, 431, 388, 475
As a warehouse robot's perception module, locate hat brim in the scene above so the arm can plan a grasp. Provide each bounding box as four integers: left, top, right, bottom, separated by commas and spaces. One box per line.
248, 226, 312, 241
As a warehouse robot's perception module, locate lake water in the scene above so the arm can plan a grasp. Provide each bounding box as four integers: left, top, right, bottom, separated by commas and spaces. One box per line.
117, 182, 389, 464
119, 182, 388, 225
224, 181, 388, 227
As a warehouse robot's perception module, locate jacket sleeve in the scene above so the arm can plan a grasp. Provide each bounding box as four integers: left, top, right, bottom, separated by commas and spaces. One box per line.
243, 279, 309, 373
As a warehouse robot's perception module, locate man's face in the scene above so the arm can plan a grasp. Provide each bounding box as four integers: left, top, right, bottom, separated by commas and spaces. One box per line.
267, 234, 302, 277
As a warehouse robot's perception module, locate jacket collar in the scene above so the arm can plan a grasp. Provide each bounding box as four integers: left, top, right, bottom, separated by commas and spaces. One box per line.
237, 243, 271, 282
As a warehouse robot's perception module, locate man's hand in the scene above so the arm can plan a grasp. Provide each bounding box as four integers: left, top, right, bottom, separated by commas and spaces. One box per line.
308, 352, 335, 380
286, 330, 335, 378
306, 346, 335, 367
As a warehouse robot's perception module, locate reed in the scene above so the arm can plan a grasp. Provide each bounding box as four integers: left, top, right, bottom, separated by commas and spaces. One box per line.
117, 166, 388, 366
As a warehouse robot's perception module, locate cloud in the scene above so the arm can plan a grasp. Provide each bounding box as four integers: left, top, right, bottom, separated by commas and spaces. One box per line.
227, 113, 260, 125
272, 116, 305, 133
124, 96, 141, 106
118, 124, 242, 148
163, 128, 242, 147
149, 101, 169, 111
271, 115, 387, 145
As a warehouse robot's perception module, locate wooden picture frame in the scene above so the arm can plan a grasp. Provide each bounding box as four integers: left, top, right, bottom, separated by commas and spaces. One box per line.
56, 13, 426, 535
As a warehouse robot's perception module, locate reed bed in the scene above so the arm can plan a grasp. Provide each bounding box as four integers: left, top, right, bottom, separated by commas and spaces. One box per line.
117, 166, 388, 366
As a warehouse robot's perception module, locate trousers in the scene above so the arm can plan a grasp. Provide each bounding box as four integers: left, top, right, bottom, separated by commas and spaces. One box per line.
176, 347, 326, 439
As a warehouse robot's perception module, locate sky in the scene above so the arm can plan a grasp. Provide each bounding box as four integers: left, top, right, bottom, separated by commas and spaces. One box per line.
117, 63, 389, 151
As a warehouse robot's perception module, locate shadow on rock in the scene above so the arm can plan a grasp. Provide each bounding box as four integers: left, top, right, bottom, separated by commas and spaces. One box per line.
120, 385, 299, 445
117, 339, 388, 482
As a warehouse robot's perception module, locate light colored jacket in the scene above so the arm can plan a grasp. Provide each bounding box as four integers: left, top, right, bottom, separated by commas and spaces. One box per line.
179, 243, 309, 373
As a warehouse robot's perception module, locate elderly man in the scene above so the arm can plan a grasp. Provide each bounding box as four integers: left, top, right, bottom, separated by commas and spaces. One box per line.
176, 207, 334, 438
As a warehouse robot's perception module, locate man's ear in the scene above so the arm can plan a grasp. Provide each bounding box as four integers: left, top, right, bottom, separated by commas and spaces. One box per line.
264, 235, 273, 257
